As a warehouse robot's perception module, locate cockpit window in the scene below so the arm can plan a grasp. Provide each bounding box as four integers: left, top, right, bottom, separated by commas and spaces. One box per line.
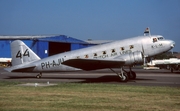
157, 37, 164, 40
153, 38, 157, 43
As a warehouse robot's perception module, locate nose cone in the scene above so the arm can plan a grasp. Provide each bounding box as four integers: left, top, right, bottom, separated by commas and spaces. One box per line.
170, 40, 175, 49
170, 40, 175, 48
163, 39, 175, 52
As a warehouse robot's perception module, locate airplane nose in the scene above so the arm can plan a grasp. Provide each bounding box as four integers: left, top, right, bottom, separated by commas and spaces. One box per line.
170, 41, 175, 48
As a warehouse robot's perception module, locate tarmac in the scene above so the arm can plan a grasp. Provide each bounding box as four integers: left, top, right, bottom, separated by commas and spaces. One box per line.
0, 67, 180, 87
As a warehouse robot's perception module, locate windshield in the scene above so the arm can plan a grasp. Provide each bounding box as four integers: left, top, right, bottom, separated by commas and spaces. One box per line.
157, 37, 164, 40
152, 36, 164, 43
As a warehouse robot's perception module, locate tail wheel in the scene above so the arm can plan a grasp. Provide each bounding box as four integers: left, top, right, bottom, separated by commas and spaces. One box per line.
36, 75, 41, 79
36, 73, 42, 79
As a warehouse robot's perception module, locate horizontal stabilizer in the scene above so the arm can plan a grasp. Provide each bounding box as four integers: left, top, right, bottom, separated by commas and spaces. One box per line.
62, 58, 125, 70
5, 64, 36, 72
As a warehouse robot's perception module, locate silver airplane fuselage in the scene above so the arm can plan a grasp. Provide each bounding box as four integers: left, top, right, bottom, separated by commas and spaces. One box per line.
19, 35, 174, 72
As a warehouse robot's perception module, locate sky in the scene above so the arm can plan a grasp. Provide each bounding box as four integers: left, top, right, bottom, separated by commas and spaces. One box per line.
0, 0, 180, 51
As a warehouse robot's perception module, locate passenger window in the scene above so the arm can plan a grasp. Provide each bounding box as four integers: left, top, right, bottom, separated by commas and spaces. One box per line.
111, 49, 115, 53
130, 45, 134, 49
85, 55, 88, 58
121, 47, 124, 51
103, 51, 106, 54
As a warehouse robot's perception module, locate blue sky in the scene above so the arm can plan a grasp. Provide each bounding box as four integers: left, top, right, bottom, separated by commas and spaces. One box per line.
0, 0, 180, 51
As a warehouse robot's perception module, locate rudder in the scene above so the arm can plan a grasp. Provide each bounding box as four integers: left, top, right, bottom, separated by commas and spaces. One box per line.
11, 40, 41, 66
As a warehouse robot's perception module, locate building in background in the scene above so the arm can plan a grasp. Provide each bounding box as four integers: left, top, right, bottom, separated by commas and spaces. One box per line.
0, 35, 96, 66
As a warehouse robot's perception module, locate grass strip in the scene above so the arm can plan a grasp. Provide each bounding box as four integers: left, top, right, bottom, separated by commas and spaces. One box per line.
0, 81, 180, 111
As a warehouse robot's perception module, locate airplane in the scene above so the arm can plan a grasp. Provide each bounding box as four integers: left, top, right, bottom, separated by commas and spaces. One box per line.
4, 34, 175, 82
147, 58, 180, 72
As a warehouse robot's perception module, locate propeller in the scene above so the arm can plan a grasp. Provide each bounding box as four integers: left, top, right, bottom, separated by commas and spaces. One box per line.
141, 43, 148, 66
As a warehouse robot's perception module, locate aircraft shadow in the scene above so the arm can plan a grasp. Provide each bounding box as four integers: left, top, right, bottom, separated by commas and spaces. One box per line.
5, 76, 37, 79
173, 72, 180, 74
6, 75, 155, 83
78, 76, 155, 83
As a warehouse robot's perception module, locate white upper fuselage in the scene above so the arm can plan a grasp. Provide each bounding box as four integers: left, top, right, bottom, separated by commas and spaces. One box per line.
29, 35, 174, 72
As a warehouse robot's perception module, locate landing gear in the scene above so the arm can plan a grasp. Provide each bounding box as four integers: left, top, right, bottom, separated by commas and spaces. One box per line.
110, 67, 129, 82
127, 67, 136, 80
127, 71, 136, 80
36, 72, 42, 78
110, 66, 136, 82
119, 73, 129, 82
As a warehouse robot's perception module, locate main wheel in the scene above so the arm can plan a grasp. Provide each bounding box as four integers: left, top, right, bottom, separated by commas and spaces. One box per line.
128, 71, 136, 80
120, 73, 129, 82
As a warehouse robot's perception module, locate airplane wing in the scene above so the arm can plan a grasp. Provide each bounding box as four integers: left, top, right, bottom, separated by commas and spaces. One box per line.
62, 58, 125, 70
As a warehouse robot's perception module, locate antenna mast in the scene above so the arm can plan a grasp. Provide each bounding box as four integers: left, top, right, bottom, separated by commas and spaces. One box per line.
144, 27, 151, 36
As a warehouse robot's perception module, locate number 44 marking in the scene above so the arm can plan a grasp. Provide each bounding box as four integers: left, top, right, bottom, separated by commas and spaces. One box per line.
16, 49, 30, 58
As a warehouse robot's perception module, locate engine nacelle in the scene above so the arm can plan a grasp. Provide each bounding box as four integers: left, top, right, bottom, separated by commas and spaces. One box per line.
115, 51, 143, 65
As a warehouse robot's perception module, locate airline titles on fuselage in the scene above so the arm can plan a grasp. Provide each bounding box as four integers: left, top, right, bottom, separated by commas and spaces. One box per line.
151, 43, 163, 48
40, 50, 133, 69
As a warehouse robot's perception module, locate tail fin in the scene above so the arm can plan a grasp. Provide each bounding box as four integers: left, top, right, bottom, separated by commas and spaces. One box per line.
11, 40, 41, 66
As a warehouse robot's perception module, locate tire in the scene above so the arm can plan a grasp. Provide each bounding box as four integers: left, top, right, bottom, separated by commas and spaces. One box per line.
120, 73, 129, 82
128, 71, 136, 80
